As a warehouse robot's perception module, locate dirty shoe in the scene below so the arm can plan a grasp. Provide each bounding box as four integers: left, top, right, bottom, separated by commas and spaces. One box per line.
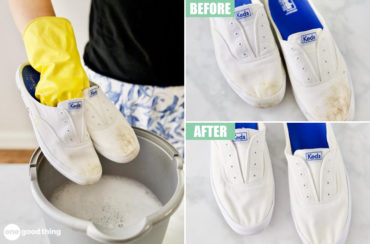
265, 0, 355, 120
210, 0, 286, 108
83, 85, 140, 163
284, 123, 351, 243
210, 123, 275, 235
16, 63, 102, 185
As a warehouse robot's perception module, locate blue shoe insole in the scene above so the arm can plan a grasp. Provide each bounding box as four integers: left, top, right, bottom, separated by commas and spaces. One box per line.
22, 65, 40, 101
268, 0, 323, 40
235, 123, 258, 130
287, 123, 329, 154
235, 0, 252, 8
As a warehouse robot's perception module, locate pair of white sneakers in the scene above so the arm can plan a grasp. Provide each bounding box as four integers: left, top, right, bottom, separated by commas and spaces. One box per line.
210, 0, 354, 121
211, 123, 351, 243
17, 63, 140, 185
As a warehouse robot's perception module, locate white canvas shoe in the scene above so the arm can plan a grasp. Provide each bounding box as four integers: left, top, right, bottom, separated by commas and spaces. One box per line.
83, 85, 140, 163
265, 0, 355, 121
210, 123, 275, 235
16, 63, 102, 185
210, 0, 286, 108
284, 123, 351, 244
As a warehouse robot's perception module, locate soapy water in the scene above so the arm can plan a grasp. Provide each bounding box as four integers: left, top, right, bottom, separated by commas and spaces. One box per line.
50, 175, 163, 230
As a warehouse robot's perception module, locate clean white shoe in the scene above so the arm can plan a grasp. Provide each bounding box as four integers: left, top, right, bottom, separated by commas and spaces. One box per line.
83, 85, 140, 163
210, 123, 275, 235
265, 0, 355, 121
210, 0, 286, 108
16, 63, 102, 185
284, 123, 351, 244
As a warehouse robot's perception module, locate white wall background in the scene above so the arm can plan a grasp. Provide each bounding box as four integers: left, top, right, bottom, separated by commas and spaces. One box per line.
0, 0, 91, 149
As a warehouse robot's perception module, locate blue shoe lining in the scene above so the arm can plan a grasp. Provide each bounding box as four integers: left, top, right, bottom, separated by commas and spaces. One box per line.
235, 123, 258, 130
287, 123, 329, 154
268, 0, 323, 40
22, 65, 40, 101
235, 0, 252, 8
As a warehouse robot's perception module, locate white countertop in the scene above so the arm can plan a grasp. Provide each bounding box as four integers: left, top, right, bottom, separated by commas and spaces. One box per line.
186, 0, 370, 121
186, 123, 370, 243
0, 164, 183, 244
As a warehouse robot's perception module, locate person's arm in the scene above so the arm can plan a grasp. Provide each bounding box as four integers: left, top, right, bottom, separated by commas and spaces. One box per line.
8, 0, 55, 33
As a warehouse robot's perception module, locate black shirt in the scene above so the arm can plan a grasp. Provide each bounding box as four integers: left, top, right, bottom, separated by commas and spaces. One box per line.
83, 0, 184, 86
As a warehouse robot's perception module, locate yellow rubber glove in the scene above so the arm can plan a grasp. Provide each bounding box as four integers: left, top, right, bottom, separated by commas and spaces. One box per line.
23, 17, 89, 106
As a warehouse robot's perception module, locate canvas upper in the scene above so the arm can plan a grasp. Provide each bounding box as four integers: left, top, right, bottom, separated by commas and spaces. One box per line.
210, 124, 275, 235
83, 85, 140, 163
210, 0, 286, 108
266, 0, 355, 121
284, 124, 351, 244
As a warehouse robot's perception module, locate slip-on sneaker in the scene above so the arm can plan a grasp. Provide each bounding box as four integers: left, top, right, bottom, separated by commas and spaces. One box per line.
210, 0, 286, 108
284, 123, 351, 244
83, 85, 140, 163
16, 63, 102, 185
210, 123, 275, 235
265, 0, 355, 121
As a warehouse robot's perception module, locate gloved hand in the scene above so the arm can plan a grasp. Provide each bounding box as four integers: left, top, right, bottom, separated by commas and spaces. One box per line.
23, 17, 89, 106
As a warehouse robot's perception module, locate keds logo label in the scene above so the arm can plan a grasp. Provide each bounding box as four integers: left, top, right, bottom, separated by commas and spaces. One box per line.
68, 101, 82, 110
235, 132, 248, 142
89, 88, 98, 97
236, 8, 252, 20
301, 32, 317, 44
305, 151, 322, 161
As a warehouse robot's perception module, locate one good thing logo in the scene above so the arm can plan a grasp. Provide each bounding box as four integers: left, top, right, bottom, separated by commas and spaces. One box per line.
3, 224, 61, 241
3, 224, 21, 241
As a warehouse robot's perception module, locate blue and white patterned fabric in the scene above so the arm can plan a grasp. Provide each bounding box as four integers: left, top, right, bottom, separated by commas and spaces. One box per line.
84, 66, 184, 156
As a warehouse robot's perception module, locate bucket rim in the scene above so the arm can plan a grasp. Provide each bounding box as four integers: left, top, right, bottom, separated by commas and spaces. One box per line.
29, 127, 184, 243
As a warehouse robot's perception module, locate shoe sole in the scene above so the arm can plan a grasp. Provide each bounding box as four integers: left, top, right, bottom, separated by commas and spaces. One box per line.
16, 63, 101, 185
264, 0, 355, 121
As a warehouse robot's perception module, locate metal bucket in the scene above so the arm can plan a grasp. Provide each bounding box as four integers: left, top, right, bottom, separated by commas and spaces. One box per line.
29, 127, 184, 243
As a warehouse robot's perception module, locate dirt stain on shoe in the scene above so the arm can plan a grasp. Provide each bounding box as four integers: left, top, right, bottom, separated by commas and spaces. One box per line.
254, 81, 281, 98
116, 126, 135, 155
318, 82, 351, 121
79, 162, 101, 177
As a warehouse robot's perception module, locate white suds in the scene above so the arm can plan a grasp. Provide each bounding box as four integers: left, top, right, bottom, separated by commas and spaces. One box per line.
50, 175, 162, 229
